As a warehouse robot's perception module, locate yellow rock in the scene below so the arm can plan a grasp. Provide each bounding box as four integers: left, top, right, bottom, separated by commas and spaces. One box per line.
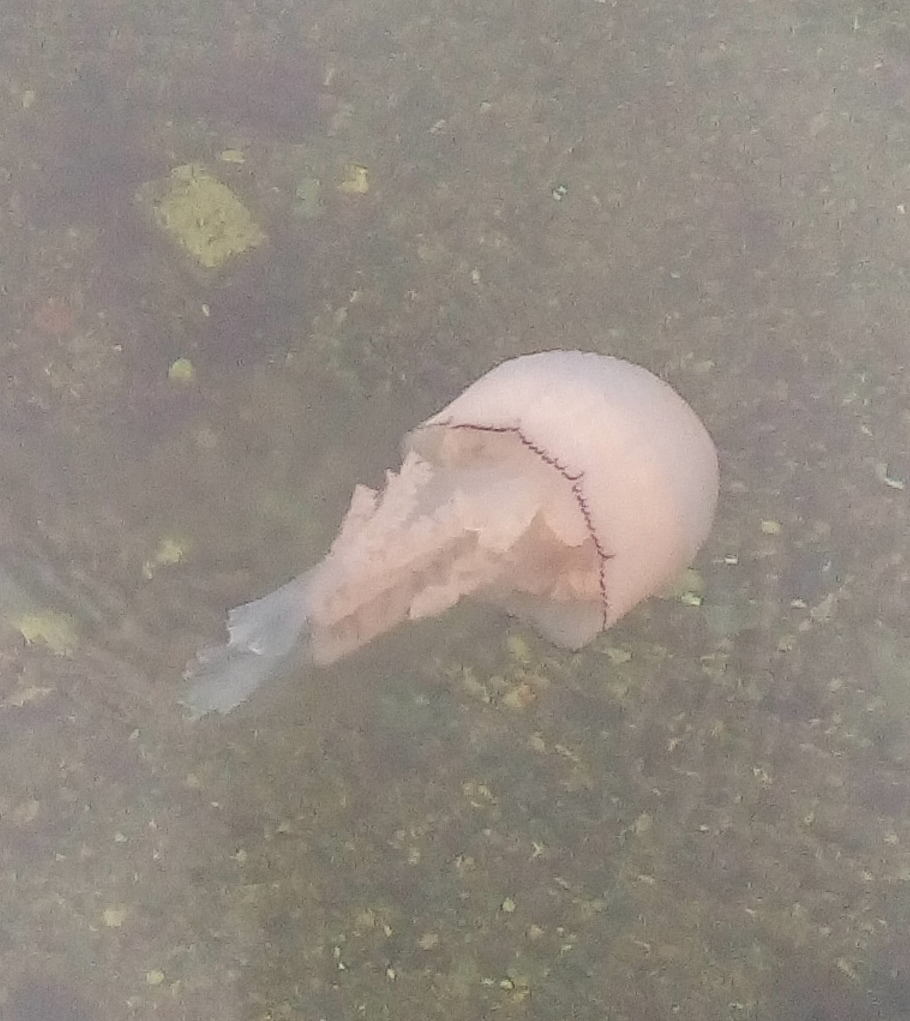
14, 611, 77, 654
337, 164, 369, 194
168, 357, 196, 384
137, 164, 266, 270
142, 536, 190, 579
103, 906, 128, 928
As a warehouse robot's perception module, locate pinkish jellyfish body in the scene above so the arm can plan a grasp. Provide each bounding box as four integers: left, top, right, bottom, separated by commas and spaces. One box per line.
184, 350, 718, 718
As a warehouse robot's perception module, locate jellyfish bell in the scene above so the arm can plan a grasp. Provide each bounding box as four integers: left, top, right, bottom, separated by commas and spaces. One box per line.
183, 350, 719, 719
409, 351, 718, 644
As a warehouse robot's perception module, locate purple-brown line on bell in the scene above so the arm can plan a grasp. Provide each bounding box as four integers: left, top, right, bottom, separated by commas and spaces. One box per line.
438, 420, 613, 630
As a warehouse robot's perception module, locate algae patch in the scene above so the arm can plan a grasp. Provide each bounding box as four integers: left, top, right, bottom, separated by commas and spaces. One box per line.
136, 164, 266, 271
14, 610, 77, 654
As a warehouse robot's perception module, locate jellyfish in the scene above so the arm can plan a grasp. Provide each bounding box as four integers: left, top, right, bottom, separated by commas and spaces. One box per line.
183, 350, 719, 718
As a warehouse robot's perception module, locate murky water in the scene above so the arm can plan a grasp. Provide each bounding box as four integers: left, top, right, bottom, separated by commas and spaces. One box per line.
2, 0, 910, 1018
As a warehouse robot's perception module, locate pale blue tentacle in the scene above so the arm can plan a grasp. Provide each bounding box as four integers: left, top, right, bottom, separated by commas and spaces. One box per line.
182, 572, 313, 719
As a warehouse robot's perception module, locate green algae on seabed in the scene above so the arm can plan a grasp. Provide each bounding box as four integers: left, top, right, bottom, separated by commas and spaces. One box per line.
136, 164, 266, 271
0, 566, 78, 655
